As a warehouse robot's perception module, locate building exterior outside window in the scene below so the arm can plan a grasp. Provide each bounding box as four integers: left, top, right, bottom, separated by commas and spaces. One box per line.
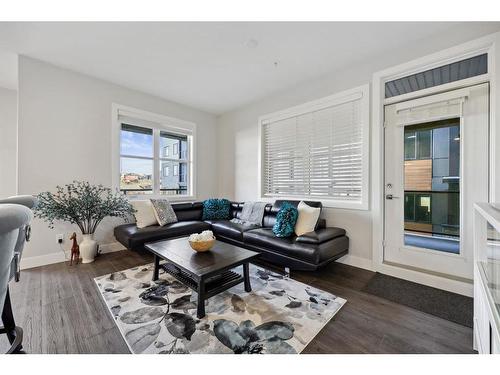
120, 123, 190, 196
163, 165, 170, 176
404, 119, 460, 241
159, 132, 188, 195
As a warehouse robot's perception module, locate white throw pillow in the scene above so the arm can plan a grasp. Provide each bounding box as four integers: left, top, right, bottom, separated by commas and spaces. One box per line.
131, 200, 158, 228
294, 201, 321, 236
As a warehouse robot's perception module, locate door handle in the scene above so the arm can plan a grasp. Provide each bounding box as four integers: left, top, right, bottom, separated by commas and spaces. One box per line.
385, 194, 400, 200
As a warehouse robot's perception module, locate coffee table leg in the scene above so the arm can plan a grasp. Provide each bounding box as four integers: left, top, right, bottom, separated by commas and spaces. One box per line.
243, 262, 252, 292
197, 281, 206, 319
152, 255, 160, 281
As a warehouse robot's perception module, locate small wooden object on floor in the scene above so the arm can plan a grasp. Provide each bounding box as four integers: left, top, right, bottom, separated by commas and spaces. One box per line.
69, 232, 80, 266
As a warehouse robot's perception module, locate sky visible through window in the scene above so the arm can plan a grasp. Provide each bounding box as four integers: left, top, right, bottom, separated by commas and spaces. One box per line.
120, 130, 153, 175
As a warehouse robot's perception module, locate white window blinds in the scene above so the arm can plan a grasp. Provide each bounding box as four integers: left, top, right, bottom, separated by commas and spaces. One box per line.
261, 85, 369, 209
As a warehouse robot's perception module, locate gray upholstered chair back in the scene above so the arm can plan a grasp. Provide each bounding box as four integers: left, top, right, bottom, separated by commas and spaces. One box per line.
0, 196, 37, 281
0, 204, 33, 314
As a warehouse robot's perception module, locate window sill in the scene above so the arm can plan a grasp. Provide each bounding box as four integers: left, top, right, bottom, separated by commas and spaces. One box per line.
260, 195, 368, 210
125, 195, 197, 202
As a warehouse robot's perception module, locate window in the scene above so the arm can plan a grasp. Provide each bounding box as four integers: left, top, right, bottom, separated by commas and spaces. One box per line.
160, 132, 188, 195
404, 129, 432, 161
115, 105, 195, 198
119, 124, 154, 194
404, 132, 416, 160
259, 85, 369, 209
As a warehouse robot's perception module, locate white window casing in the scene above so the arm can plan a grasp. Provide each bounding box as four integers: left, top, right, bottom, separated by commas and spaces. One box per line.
258, 84, 370, 210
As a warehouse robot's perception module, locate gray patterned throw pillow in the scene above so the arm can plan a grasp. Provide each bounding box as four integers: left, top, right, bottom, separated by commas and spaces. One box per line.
150, 199, 178, 226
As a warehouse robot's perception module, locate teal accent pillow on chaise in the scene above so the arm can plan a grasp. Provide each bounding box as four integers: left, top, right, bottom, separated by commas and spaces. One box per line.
272, 202, 299, 237
202, 198, 231, 220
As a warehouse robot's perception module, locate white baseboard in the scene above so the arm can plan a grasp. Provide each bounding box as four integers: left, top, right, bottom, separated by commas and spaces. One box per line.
20, 241, 127, 270
20, 251, 66, 270
336, 254, 374, 271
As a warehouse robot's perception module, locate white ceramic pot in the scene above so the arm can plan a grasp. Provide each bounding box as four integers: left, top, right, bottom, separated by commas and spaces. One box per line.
80, 234, 98, 263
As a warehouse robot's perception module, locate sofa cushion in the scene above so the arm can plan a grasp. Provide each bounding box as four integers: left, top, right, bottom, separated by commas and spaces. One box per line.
150, 199, 178, 226
295, 227, 346, 244
172, 202, 203, 221
207, 220, 260, 241
202, 199, 231, 220
263, 200, 322, 229
243, 228, 319, 263
130, 200, 157, 228
272, 202, 298, 237
294, 201, 321, 236
114, 220, 210, 249
243, 227, 348, 264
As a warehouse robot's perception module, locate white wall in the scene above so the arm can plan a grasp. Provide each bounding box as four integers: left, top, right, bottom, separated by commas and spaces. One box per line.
0, 87, 17, 197
216, 28, 500, 267
18, 56, 218, 267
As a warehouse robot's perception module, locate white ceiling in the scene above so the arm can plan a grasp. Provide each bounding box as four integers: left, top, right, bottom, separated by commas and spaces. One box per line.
0, 22, 499, 114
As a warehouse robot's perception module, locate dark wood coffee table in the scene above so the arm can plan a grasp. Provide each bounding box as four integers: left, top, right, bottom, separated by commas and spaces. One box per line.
144, 237, 259, 318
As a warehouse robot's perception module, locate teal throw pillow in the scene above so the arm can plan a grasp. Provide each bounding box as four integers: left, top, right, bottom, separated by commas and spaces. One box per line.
202, 198, 231, 220
272, 202, 299, 238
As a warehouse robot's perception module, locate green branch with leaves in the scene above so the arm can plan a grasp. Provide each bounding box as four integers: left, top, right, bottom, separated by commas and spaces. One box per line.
34, 181, 135, 234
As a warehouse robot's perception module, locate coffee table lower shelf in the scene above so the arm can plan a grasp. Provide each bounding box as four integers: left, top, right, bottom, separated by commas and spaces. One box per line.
157, 261, 251, 318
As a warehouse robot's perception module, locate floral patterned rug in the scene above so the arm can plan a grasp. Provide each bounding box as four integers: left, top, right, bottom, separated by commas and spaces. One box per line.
94, 263, 346, 354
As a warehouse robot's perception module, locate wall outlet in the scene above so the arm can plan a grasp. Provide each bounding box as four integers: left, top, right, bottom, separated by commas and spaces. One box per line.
56, 234, 64, 244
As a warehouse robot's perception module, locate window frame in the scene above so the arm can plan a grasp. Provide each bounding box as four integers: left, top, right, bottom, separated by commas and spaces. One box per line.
257, 84, 370, 210
112, 104, 196, 201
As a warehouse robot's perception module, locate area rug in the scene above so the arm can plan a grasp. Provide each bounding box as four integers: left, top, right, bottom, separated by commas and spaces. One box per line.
94, 263, 346, 354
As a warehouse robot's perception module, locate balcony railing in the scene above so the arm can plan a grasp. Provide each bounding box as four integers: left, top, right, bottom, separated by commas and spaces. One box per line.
121, 187, 188, 195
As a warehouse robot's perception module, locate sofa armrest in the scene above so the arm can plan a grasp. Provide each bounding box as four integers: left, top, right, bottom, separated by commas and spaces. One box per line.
295, 227, 346, 245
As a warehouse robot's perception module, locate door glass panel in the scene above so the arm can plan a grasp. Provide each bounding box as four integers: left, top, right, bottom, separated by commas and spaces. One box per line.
403, 119, 460, 254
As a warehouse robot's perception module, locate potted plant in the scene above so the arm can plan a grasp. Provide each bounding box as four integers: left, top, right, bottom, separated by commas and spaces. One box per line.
34, 181, 135, 263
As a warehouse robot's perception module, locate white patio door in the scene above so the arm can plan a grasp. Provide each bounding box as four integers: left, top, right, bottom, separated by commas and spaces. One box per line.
384, 83, 489, 280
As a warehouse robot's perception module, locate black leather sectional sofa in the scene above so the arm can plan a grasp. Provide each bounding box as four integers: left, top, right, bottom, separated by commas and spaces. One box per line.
114, 200, 349, 271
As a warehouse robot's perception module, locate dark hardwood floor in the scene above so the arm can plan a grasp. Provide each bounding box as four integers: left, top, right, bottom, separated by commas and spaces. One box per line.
1, 250, 474, 354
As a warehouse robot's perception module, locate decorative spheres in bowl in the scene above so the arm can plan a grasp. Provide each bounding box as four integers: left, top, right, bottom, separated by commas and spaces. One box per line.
188, 230, 216, 252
